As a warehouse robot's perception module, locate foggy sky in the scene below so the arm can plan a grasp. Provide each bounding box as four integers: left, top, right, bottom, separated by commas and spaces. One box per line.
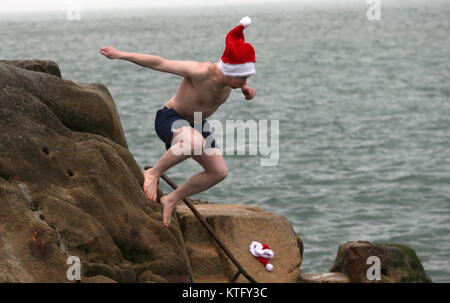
0, 0, 374, 13
0, 0, 432, 13
0, 0, 291, 12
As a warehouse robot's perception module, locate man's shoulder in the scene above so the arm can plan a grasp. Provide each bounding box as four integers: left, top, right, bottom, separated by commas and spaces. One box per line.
190, 61, 217, 80
200, 61, 216, 73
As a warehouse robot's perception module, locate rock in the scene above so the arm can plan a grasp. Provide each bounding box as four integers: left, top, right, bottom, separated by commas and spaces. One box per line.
81, 275, 117, 283
329, 241, 432, 283
138, 270, 171, 283
0, 60, 127, 148
0, 59, 62, 78
0, 60, 192, 282
175, 204, 303, 283
302, 272, 351, 283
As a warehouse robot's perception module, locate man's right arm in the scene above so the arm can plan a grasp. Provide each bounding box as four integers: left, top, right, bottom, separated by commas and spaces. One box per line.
100, 46, 210, 79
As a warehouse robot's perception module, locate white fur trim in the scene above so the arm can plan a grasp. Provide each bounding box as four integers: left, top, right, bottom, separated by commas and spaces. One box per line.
249, 241, 274, 259
240, 16, 252, 28
218, 59, 256, 77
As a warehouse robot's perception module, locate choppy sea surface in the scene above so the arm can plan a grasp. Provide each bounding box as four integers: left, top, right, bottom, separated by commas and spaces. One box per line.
1, 1, 449, 282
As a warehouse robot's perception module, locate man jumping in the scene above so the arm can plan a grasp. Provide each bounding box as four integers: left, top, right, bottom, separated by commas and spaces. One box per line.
100, 16, 256, 227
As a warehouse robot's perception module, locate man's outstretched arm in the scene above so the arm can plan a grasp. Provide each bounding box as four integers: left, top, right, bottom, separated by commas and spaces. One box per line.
100, 46, 210, 79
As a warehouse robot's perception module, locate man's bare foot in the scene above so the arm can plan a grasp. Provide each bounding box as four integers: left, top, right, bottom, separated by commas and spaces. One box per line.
160, 195, 179, 228
143, 168, 159, 202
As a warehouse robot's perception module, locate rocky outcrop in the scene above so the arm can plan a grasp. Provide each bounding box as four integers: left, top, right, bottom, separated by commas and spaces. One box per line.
302, 241, 432, 283
0, 60, 127, 148
328, 241, 432, 283
175, 203, 303, 283
0, 60, 191, 282
0, 60, 62, 78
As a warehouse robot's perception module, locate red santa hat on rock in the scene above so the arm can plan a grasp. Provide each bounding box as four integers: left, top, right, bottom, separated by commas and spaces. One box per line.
249, 241, 274, 271
218, 16, 256, 77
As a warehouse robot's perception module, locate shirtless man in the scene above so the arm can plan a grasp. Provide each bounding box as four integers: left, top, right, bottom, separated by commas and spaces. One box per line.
100, 17, 256, 227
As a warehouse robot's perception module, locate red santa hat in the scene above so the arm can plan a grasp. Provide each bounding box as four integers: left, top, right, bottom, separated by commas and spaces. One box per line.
249, 241, 274, 271
218, 16, 256, 77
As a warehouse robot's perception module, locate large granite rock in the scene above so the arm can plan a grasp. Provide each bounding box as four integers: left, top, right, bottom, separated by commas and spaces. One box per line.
0, 60, 127, 148
0, 60, 62, 78
175, 203, 303, 283
328, 241, 432, 283
0, 60, 192, 282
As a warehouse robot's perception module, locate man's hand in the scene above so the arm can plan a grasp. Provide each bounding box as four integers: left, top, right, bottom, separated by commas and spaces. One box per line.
241, 84, 256, 101
100, 46, 123, 59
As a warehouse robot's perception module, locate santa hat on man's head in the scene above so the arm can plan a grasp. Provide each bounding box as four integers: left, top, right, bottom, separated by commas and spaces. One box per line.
218, 16, 256, 77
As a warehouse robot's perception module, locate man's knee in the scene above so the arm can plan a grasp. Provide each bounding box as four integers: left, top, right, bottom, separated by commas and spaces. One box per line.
211, 166, 228, 182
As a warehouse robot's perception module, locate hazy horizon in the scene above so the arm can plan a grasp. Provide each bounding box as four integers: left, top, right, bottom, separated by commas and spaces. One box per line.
0, 0, 442, 14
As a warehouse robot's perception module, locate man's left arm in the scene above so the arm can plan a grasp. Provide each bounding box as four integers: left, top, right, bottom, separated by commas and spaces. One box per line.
241, 84, 256, 101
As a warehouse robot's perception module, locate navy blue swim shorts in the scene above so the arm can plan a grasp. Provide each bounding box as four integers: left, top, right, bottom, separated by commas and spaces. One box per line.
154, 106, 217, 150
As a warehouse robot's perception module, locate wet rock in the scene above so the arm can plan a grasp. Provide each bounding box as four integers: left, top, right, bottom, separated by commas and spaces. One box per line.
329, 241, 432, 283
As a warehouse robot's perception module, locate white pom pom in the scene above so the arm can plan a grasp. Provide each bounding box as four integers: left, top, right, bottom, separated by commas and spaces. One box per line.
266, 263, 273, 271
240, 16, 252, 28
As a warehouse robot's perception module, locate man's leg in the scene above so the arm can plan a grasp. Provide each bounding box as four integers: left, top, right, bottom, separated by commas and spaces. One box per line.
143, 126, 226, 207
143, 125, 197, 201
160, 148, 227, 227
143, 145, 189, 202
